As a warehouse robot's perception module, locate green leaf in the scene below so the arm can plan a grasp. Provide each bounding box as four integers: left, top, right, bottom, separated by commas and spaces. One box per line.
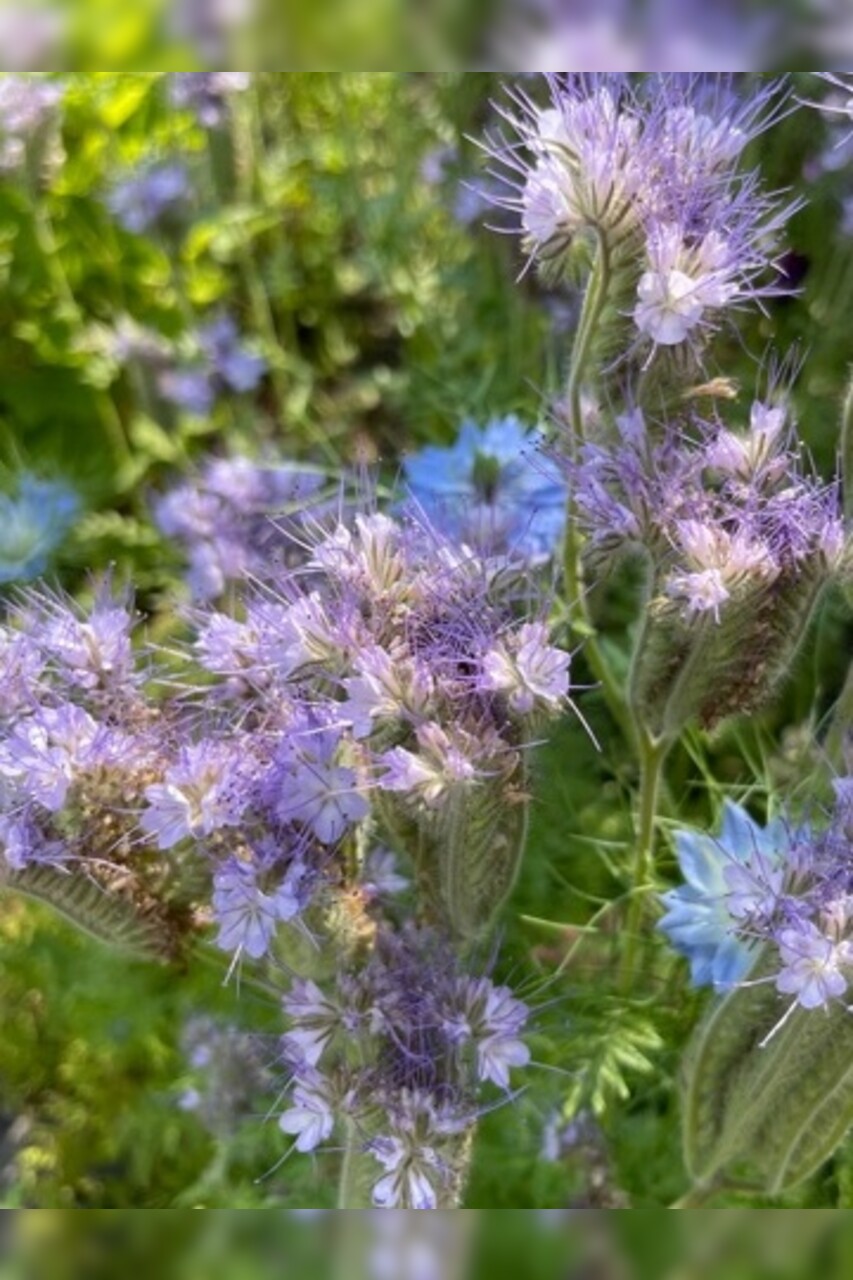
436, 771, 530, 941
1, 863, 178, 963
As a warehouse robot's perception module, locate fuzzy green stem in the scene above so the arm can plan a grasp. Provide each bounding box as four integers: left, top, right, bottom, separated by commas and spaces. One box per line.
669, 1184, 719, 1209
565, 230, 611, 453
620, 731, 668, 990
842, 369, 853, 524
337, 1120, 372, 1209
560, 233, 633, 743
826, 658, 853, 768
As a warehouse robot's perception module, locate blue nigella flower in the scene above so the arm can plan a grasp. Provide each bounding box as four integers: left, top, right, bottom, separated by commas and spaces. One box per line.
0, 475, 79, 585
402, 416, 566, 563
658, 800, 794, 991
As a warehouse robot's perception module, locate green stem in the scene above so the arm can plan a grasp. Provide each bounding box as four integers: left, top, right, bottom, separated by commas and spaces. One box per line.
825, 658, 853, 768
337, 1119, 373, 1209
669, 1184, 718, 1209
620, 730, 668, 990
565, 229, 611, 453
560, 233, 632, 743
842, 368, 853, 524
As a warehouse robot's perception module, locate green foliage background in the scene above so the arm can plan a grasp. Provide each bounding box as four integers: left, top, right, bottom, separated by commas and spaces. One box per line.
2, 71, 853, 1208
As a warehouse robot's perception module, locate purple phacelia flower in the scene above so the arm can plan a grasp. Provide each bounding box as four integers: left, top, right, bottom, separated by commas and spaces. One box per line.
266, 729, 369, 845
212, 856, 306, 960
23, 584, 135, 693
378, 724, 480, 809
152, 455, 325, 600
368, 1133, 442, 1210
449, 977, 532, 1089
479, 622, 570, 715
0, 626, 43, 719
168, 72, 250, 128
108, 162, 190, 235
157, 368, 216, 416
775, 923, 851, 1011
198, 314, 267, 395
360, 847, 409, 900
282, 977, 345, 1069
0, 701, 102, 811
0, 811, 65, 871
279, 1071, 336, 1153
342, 645, 435, 739
141, 740, 247, 849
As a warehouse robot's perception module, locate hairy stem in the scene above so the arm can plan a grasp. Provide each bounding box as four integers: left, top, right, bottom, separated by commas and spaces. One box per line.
842, 368, 853, 523
620, 730, 668, 990
826, 657, 853, 767
337, 1119, 373, 1209
561, 233, 633, 743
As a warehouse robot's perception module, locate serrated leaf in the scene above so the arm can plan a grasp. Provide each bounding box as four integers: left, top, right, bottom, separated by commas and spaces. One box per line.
1, 863, 178, 962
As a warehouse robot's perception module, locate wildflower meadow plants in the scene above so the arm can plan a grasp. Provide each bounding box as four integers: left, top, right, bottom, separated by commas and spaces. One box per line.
8, 72, 853, 1211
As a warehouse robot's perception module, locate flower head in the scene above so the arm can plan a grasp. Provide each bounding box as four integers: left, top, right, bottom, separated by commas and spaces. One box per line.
0, 475, 78, 584
168, 73, 250, 127
212, 856, 307, 960
402, 417, 566, 564
141, 740, 248, 849
659, 800, 795, 990
108, 162, 190, 234
484, 74, 797, 348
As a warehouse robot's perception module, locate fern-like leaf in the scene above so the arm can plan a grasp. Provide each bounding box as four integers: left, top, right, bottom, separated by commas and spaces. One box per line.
1, 863, 179, 962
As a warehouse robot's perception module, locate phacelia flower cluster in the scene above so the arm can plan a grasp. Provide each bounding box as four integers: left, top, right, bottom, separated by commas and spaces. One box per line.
167, 73, 251, 128
485, 74, 796, 353
567, 399, 846, 728
107, 161, 191, 235
278, 924, 531, 1208
402, 416, 566, 565
158, 313, 267, 415
153, 453, 326, 600
0, 496, 563, 1204
0, 581, 195, 957
0, 73, 63, 170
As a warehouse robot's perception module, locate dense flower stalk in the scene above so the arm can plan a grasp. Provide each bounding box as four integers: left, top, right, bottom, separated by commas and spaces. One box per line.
0, 496, 570, 1203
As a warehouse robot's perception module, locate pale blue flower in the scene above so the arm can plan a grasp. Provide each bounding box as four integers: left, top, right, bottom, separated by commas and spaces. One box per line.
402, 416, 566, 563
658, 800, 794, 990
0, 475, 78, 584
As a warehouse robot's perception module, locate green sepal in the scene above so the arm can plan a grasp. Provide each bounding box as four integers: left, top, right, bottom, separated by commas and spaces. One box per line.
683, 952, 853, 1194
631, 570, 823, 740
374, 765, 530, 943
